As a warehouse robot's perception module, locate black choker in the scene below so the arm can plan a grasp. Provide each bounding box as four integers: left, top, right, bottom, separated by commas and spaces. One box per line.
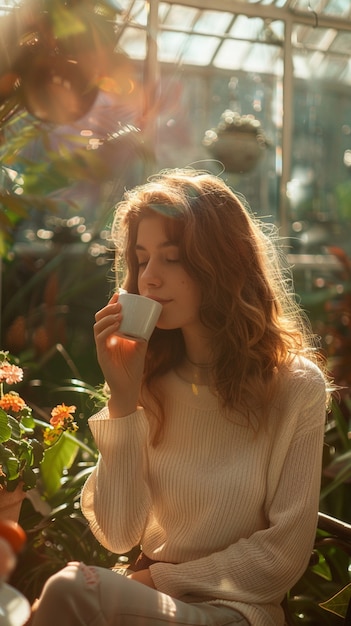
185, 354, 213, 369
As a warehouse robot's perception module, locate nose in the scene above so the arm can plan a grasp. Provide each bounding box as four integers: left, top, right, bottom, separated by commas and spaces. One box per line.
139, 259, 162, 288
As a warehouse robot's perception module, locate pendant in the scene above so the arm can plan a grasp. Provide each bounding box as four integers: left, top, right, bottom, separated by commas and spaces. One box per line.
191, 383, 199, 396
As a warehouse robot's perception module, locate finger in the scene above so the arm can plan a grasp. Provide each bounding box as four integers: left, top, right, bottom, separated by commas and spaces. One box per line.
94, 315, 122, 344
95, 300, 122, 323
108, 291, 119, 304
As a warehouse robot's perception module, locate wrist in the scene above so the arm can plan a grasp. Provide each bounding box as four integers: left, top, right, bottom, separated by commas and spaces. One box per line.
107, 397, 137, 419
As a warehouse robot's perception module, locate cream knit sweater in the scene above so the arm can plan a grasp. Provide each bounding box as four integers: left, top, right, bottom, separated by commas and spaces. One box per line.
81, 357, 327, 626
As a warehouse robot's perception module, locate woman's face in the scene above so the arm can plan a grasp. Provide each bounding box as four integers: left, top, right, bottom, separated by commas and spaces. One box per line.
135, 215, 203, 335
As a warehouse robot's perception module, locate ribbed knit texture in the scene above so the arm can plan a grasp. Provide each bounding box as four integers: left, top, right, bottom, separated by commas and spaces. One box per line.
81, 357, 326, 626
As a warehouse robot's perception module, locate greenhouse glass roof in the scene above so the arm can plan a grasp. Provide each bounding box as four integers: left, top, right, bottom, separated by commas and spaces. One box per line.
1, 0, 351, 84
112, 0, 351, 84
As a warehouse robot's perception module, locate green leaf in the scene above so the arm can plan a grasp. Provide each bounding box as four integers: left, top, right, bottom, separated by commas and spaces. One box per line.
20, 414, 35, 433
6, 413, 21, 440
40, 432, 80, 498
320, 453, 351, 500
51, 1, 86, 39
28, 439, 45, 467
320, 582, 351, 618
311, 553, 332, 581
0, 446, 20, 481
330, 398, 351, 451
21, 466, 38, 490
0, 409, 12, 443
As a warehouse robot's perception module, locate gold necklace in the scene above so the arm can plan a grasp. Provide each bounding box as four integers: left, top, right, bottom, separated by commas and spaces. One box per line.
191, 376, 200, 396
184, 354, 213, 395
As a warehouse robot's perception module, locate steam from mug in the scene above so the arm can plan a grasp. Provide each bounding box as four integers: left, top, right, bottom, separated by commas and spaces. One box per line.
115, 292, 162, 342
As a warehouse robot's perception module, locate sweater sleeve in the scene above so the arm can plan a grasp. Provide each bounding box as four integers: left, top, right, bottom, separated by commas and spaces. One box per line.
150, 376, 326, 605
80, 407, 152, 554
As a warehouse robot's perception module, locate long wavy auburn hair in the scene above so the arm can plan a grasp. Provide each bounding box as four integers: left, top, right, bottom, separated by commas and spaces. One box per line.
112, 168, 327, 443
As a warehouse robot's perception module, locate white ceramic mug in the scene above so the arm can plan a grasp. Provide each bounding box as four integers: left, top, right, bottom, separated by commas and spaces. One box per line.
115, 291, 162, 342
0, 583, 31, 626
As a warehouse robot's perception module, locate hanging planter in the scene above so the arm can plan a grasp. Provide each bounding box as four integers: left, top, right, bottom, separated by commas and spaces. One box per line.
19, 51, 99, 124
203, 110, 270, 174
0, 0, 121, 124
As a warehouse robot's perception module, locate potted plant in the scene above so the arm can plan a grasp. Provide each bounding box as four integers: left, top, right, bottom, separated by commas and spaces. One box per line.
0, 350, 79, 520
203, 109, 270, 174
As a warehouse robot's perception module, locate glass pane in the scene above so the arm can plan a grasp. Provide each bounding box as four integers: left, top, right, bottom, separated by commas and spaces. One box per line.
290, 69, 351, 251
293, 24, 351, 84
244, 44, 283, 74
162, 4, 198, 28
214, 40, 252, 70
215, 40, 283, 75
268, 20, 285, 41
128, 1, 149, 27
247, 0, 287, 4
178, 35, 222, 66
330, 31, 351, 55
230, 15, 265, 40
118, 27, 147, 60
158, 31, 189, 63
293, 50, 323, 80
317, 56, 350, 81
295, 27, 338, 51
193, 10, 234, 35
293, 0, 351, 16
323, 0, 351, 17
116, 0, 146, 23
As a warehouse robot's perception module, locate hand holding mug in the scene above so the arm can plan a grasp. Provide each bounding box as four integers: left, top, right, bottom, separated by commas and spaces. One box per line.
94, 291, 161, 418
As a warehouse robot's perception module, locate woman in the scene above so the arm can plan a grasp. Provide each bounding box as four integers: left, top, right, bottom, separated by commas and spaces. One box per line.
31, 169, 329, 626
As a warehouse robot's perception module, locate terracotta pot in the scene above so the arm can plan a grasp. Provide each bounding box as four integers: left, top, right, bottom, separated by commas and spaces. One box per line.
0, 485, 26, 522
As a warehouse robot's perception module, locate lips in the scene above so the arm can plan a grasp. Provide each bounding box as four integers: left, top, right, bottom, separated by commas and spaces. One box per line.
146, 297, 171, 305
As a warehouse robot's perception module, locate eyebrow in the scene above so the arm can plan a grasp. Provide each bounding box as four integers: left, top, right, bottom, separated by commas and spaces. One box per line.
135, 241, 179, 252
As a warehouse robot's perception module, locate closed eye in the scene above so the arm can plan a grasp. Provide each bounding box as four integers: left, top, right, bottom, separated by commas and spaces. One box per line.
135, 251, 149, 266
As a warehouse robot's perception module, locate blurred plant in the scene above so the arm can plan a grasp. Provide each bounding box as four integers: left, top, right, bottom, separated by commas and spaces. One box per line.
0, 115, 146, 258
321, 397, 351, 516
285, 521, 351, 625
0, 0, 150, 258
0, 350, 79, 495
10, 463, 120, 603
6, 354, 114, 603
322, 246, 351, 394
204, 109, 270, 144
284, 396, 351, 625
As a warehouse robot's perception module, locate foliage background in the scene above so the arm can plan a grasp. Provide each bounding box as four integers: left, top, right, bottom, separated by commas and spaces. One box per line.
0, 1, 350, 622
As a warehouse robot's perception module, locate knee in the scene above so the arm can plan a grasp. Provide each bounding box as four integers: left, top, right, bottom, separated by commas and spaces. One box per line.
36, 562, 90, 612
32, 562, 100, 626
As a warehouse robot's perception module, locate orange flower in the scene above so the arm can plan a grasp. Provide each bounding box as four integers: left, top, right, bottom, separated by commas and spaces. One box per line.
0, 393, 26, 413
0, 364, 23, 385
50, 404, 76, 427
43, 427, 59, 446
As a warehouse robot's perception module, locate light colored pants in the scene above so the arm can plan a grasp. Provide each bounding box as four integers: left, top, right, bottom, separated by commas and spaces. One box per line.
31, 562, 250, 626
